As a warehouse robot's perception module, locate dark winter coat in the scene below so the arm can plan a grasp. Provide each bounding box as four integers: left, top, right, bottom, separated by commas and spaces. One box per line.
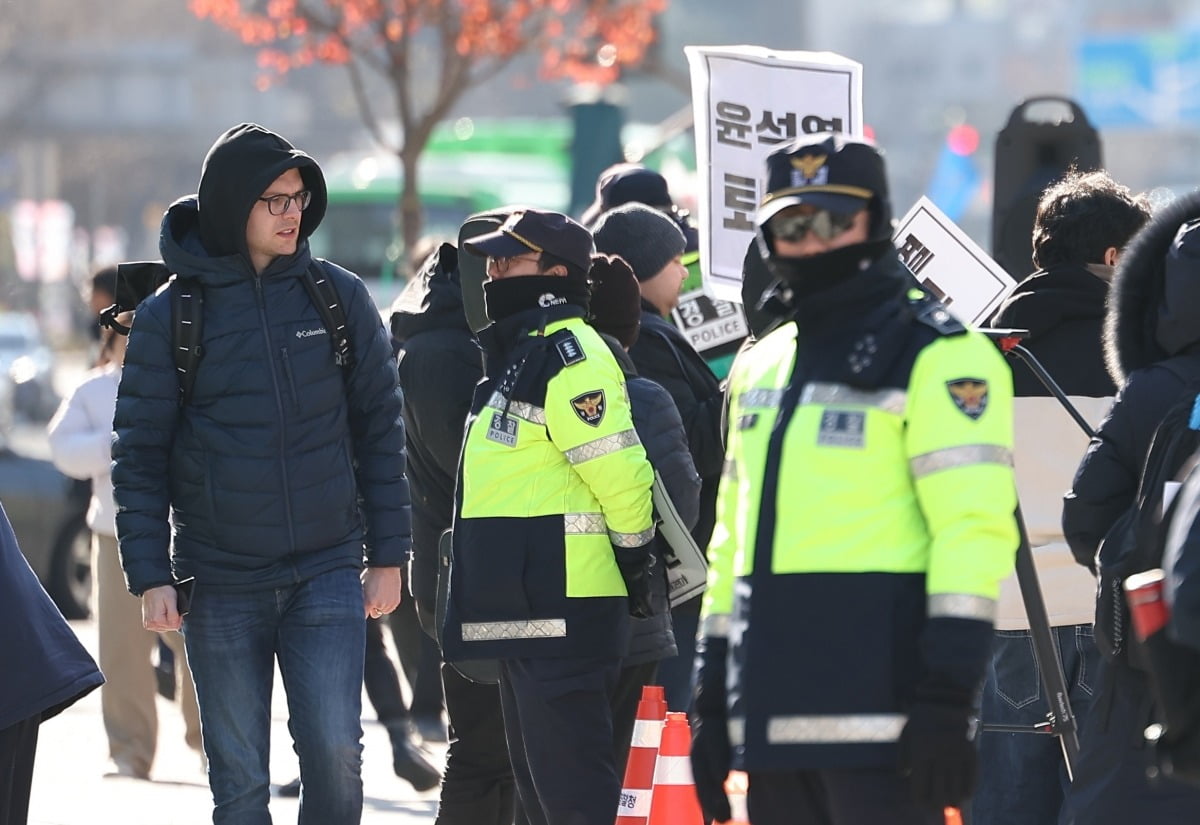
113, 124, 409, 595
1, 502, 103, 729
390, 243, 483, 626
991, 263, 1116, 398
604, 337, 699, 665
628, 303, 723, 551
1064, 192, 1200, 570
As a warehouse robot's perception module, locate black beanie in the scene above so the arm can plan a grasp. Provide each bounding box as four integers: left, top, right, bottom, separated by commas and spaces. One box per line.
588, 255, 642, 349
593, 203, 686, 282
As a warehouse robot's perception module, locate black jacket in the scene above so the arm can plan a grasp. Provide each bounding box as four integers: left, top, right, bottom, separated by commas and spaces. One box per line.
604, 337, 699, 665
1, 503, 103, 729
114, 124, 409, 594
390, 244, 483, 624
1064, 193, 1200, 569
628, 303, 724, 551
990, 264, 1116, 398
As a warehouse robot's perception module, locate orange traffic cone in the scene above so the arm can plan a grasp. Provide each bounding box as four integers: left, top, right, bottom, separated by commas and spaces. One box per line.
647, 712, 705, 825
616, 685, 668, 825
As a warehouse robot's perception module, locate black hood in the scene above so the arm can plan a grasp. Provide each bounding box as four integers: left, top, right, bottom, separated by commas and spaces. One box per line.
1105, 190, 1200, 385
992, 263, 1108, 340
389, 243, 470, 342
196, 123, 327, 259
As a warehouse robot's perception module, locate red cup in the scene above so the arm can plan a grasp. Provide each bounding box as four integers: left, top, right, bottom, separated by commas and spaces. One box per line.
1126, 569, 1171, 641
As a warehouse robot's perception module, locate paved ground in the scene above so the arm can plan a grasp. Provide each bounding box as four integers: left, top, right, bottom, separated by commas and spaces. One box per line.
27, 617, 446, 825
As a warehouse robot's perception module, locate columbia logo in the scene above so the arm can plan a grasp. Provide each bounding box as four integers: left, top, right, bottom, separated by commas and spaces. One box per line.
296, 328, 327, 339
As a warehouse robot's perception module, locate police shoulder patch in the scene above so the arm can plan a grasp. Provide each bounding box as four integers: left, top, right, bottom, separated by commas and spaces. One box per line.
946, 378, 989, 420
553, 331, 586, 366
571, 390, 606, 427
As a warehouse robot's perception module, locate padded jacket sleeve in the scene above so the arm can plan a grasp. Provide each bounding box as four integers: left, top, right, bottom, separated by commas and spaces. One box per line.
337, 269, 411, 567
111, 297, 179, 595
1064, 365, 1192, 569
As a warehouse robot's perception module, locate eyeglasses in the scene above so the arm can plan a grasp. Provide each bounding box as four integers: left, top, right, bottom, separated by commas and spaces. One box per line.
489, 253, 541, 274
257, 190, 312, 216
769, 209, 859, 243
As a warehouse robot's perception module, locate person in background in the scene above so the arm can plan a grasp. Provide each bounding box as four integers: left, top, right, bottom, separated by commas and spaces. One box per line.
581, 163, 748, 379
1061, 189, 1200, 825
593, 202, 725, 711
587, 252, 700, 776
112, 122, 409, 824
0, 501, 104, 825
47, 310, 203, 780
390, 231, 521, 825
973, 170, 1150, 825
690, 133, 1018, 825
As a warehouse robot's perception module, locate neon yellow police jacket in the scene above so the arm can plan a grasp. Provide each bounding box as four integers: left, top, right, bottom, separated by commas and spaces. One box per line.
702, 283, 1019, 771
442, 306, 656, 661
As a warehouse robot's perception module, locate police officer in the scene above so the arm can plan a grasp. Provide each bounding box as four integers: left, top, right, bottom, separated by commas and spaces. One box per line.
689, 134, 1020, 825
441, 209, 657, 825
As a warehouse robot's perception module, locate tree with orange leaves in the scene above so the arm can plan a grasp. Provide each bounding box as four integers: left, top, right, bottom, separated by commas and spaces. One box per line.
189, 0, 668, 257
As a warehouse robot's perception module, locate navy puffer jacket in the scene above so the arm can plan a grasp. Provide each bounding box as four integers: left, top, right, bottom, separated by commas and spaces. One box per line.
605, 337, 699, 665
113, 123, 409, 595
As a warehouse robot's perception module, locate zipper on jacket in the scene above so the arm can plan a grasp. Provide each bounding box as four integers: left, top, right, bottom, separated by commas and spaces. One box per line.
255, 276, 298, 557
280, 347, 300, 413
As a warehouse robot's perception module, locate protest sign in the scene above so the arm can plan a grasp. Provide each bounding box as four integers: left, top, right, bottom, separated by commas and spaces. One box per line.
685, 45, 863, 302
893, 196, 1017, 326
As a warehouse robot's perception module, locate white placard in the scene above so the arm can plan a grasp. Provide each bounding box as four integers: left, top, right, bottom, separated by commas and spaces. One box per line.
685, 45, 863, 302
892, 196, 1017, 326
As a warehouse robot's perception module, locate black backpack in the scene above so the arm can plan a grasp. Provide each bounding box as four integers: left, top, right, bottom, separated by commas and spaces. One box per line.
1096, 375, 1200, 669
112, 260, 354, 405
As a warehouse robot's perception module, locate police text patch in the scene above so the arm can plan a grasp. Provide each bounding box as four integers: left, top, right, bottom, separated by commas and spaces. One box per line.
571, 391, 606, 427
817, 409, 865, 448
485, 412, 518, 447
946, 378, 989, 420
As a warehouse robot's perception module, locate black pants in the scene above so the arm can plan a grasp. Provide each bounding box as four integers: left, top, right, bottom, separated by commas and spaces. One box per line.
746, 768, 944, 825
438, 662, 525, 825
611, 660, 659, 779
364, 615, 411, 727
499, 656, 622, 825
658, 599, 700, 711
387, 596, 445, 719
1061, 659, 1200, 824
0, 715, 39, 825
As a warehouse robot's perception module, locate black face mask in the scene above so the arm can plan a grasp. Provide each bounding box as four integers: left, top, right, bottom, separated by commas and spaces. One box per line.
482, 274, 591, 323
765, 238, 895, 296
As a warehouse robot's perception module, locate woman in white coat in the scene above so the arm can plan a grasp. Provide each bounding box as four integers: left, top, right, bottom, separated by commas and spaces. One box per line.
47, 314, 202, 779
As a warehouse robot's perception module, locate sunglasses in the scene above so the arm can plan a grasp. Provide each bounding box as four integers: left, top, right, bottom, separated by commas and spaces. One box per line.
769, 209, 859, 243
489, 253, 541, 274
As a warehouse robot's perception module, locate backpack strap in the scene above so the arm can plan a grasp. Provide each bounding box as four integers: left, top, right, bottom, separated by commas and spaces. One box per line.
301, 261, 355, 374
170, 276, 204, 407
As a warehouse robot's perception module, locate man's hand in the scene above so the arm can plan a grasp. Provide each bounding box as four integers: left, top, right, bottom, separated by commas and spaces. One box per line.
142, 585, 182, 632
362, 566, 403, 619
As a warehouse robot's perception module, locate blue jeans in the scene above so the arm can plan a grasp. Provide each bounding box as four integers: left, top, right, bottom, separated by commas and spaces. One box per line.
183, 566, 366, 825
972, 624, 1099, 825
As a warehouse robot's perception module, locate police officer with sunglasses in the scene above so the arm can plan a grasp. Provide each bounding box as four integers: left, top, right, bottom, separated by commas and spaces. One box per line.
690, 133, 1020, 825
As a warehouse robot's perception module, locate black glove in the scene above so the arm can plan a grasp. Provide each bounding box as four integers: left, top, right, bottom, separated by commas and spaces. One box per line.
614, 545, 655, 619
690, 634, 732, 823
898, 700, 979, 810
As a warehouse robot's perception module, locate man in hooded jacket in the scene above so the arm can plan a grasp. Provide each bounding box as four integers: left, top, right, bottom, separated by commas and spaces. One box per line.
1062, 189, 1200, 824
112, 122, 409, 824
